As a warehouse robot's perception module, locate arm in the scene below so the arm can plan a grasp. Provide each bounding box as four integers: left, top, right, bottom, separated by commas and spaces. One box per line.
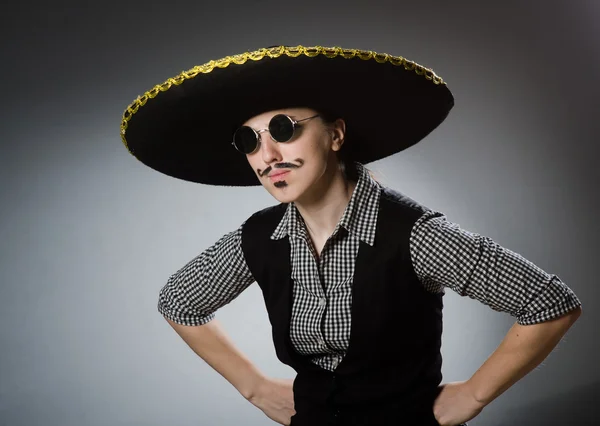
410, 210, 583, 415
467, 306, 581, 407
164, 317, 267, 399
158, 224, 263, 399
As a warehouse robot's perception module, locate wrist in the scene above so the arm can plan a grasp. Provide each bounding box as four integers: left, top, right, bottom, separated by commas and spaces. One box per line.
465, 378, 491, 409
241, 372, 269, 401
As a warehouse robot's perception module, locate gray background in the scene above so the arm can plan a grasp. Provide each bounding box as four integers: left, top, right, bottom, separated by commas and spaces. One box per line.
1, 0, 598, 425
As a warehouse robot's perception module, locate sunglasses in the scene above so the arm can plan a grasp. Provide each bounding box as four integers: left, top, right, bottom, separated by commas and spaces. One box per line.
232, 113, 320, 154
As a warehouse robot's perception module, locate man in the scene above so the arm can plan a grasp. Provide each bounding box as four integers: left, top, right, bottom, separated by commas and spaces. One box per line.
121, 45, 582, 426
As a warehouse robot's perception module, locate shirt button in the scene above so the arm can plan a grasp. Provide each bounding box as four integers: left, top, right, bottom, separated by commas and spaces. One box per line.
319, 298, 326, 307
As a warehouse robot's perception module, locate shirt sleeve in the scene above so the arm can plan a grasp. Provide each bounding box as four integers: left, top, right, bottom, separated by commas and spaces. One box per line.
157, 223, 256, 326
409, 210, 582, 325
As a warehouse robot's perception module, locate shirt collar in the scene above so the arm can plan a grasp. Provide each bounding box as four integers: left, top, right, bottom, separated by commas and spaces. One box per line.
270, 162, 381, 246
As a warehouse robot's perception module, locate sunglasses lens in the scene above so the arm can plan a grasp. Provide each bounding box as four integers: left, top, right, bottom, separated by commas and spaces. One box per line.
233, 126, 258, 153
269, 114, 295, 142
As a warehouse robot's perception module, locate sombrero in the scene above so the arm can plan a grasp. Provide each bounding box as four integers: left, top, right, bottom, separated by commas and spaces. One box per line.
120, 45, 454, 186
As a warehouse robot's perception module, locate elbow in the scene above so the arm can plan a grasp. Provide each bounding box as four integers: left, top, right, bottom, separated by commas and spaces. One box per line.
569, 305, 583, 321
556, 305, 582, 329
164, 315, 183, 330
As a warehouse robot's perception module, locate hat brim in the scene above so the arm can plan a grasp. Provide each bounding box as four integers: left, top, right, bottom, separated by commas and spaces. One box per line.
121, 46, 454, 186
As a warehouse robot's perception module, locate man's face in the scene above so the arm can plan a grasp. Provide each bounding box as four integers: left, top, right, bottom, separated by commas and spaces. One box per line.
242, 107, 343, 204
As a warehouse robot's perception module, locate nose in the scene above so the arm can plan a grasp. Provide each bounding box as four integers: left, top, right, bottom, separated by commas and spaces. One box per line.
259, 131, 282, 164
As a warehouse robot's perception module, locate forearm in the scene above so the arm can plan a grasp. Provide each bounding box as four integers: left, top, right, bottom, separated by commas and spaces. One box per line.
164, 317, 267, 400
467, 306, 582, 406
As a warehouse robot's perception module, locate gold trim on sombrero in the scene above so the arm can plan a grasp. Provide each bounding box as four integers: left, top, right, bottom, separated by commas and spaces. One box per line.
120, 45, 447, 154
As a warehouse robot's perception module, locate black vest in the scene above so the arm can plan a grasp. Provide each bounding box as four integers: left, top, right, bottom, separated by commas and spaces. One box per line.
241, 187, 444, 425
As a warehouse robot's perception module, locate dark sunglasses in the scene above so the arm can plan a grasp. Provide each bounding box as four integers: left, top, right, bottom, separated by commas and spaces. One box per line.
232, 113, 320, 154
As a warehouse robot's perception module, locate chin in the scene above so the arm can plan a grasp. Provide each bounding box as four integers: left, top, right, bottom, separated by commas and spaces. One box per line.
265, 184, 303, 204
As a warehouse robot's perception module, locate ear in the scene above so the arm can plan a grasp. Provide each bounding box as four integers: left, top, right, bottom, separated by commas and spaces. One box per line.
330, 118, 346, 152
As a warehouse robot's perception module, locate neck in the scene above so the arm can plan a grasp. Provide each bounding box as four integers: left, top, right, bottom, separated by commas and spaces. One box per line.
294, 165, 357, 241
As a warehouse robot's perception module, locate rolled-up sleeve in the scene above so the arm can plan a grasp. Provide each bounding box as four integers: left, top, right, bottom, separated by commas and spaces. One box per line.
409, 210, 582, 325
158, 223, 255, 326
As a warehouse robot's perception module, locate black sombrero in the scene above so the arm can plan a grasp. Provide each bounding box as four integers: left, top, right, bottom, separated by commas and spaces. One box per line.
120, 45, 454, 186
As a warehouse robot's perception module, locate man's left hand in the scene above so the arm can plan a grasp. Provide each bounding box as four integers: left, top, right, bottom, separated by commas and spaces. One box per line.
433, 381, 485, 426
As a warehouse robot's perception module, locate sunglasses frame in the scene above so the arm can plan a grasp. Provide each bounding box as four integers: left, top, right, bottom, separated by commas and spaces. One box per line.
232, 113, 320, 154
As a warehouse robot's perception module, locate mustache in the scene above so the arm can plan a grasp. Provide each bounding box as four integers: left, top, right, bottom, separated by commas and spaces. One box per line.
260, 159, 304, 177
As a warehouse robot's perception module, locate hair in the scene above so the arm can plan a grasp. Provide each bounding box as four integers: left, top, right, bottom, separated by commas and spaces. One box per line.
317, 110, 377, 183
